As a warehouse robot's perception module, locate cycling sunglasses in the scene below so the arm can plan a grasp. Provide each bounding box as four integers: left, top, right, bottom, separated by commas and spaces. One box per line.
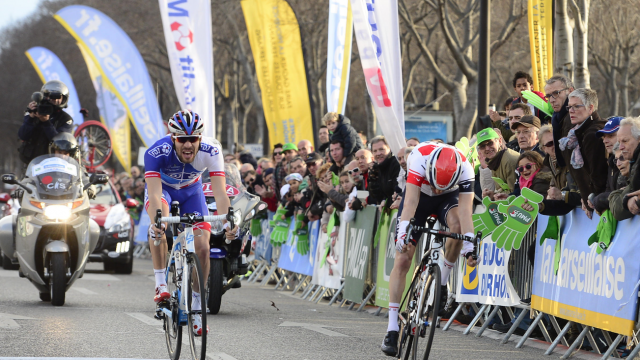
517, 163, 535, 173
174, 135, 201, 144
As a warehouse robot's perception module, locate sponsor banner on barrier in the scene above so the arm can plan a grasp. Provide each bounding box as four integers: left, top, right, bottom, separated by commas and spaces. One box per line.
158, 0, 215, 138
55, 5, 164, 147
375, 210, 415, 308
312, 215, 347, 289
456, 236, 520, 306
25, 47, 83, 125
533, 212, 640, 336
255, 218, 273, 265
343, 206, 377, 303
278, 220, 319, 277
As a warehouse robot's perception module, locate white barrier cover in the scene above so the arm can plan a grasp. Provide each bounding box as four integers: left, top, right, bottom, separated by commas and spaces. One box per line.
312, 217, 347, 289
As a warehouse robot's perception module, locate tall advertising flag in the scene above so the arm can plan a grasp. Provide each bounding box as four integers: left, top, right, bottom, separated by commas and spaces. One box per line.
241, 0, 314, 146
158, 0, 215, 138
350, 0, 405, 154
326, 0, 353, 114
25, 47, 83, 125
528, 0, 554, 92
54, 5, 164, 147
78, 43, 131, 172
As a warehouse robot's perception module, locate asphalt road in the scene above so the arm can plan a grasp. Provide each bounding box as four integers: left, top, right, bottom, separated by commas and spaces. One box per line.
0, 258, 599, 360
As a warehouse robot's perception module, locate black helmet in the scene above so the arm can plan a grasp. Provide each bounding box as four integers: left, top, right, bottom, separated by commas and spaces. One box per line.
49, 133, 78, 158
41, 80, 69, 109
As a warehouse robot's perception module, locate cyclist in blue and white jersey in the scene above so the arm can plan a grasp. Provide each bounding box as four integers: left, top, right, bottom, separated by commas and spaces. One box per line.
145, 110, 237, 336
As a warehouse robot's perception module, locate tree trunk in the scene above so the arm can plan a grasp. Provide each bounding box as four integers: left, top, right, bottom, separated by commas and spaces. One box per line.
621, 48, 631, 116
554, 0, 574, 80
572, 0, 590, 88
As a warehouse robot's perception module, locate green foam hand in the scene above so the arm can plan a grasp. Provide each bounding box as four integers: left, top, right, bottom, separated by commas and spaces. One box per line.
521, 90, 554, 117
492, 187, 543, 251
294, 214, 309, 255
250, 218, 262, 237
472, 196, 515, 237
270, 208, 291, 246
587, 210, 617, 254
492, 177, 512, 192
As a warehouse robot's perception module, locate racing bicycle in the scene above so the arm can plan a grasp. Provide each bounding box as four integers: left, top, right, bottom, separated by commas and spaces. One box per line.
153, 204, 227, 360
396, 216, 481, 360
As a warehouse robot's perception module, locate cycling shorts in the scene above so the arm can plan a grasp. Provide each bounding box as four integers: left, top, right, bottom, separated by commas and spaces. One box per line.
396, 188, 459, 245
144, 182, 211, 232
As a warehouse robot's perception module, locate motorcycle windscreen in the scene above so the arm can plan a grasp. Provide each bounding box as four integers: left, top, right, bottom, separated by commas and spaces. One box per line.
27, 154, 82, 199
201, 163, 246, 198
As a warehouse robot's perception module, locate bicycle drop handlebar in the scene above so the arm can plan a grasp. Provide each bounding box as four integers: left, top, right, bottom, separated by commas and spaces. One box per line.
405, 217, 482, 260
155, 209, 227, 227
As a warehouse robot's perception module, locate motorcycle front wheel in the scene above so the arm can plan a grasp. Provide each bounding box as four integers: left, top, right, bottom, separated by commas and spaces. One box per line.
50, 253, 66, 306
208, 259, 224, 314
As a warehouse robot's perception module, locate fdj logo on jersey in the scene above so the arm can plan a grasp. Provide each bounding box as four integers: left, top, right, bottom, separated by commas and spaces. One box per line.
507, 205, 533, 225
149, 143, 172, 158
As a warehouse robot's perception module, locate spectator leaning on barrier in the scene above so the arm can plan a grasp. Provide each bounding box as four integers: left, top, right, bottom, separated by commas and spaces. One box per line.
511, 115, 545, 157
476, 128, 519, 196
559, 88, 608, 218
609, 117, 640, 220
497, 151, 552, 198
538, 125, 568, 190
355, 148, 373, 188
365, 136, 400, 207
589, 117, 623, 215
323, 112, 364, 159
347, 160, 365, 190
608, 144, 632, 218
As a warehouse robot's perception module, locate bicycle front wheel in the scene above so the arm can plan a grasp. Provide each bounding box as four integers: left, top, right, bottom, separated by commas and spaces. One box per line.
413, 264, 441, 360
187, 254, 207, 360
164, 263, 182, 360
397, 271, 422, 360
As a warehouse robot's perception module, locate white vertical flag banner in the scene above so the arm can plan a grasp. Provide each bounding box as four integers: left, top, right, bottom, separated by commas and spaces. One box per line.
158, 0, 215, 137
326, 0, 353, 114
350, 0, 405, 154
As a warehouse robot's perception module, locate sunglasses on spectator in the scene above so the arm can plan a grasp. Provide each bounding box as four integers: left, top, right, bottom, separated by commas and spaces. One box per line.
348, 168, 360, 175
543, 140, 554, 148
517, 163, 535, 173
616, 156, 626, 163
247, 177, 255, 183
477, 140, 496, 149
566, 104, 586, 112
174, 135, 201, 143
544, 88, 569, 100
273, 151, 283, 156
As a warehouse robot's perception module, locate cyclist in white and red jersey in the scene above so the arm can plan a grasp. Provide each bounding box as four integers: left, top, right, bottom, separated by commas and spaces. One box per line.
381, 141, 477, 356
145, 110, 237, 336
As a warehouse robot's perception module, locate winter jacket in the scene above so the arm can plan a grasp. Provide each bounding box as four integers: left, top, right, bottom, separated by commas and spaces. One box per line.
367, 153, 400, 206
560, 112, 608, 208
327, 189, 350, 212
523, 168, 554, 197
542, 154, 568, 190
591, 154, 623, 214
609, 143, 640, 221
511, 91, 551, 125
18, 109, 73, 164
317, 141, 330, 155
487, 148, 520, 192
330, 115, 364, 158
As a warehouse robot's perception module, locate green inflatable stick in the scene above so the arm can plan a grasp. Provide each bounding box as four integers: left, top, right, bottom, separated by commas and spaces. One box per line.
521, 90, 554, 117
270, 208, 291, 246
492, 187, 543, 251
492, 177, 512, 192
587, 210, 617, 254
472, 196, 515, 236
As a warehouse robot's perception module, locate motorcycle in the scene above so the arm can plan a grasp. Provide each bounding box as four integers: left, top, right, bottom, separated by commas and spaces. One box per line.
0, 154, 107, 306
203, 164, 267, 314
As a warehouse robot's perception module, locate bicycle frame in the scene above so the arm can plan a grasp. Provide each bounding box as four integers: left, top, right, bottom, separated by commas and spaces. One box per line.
158, 226, 195, 326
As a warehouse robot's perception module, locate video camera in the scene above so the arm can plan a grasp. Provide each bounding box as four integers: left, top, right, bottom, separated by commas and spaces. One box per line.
27, 91, 60, 116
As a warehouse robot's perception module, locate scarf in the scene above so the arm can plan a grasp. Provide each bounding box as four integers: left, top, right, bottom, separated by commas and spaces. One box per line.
519, 169, 540, 190
558, 119, 588, 169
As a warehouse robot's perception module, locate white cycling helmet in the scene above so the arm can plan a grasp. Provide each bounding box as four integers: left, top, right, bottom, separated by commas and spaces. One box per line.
167, 110, 204, 136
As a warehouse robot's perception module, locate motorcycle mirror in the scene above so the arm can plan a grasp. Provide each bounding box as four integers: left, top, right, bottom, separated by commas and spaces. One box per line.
0, 193, 10, 203
2, 174, 16, 185
125, 198, 139, 208
90, 174, 109, 185
257, 202, 267, 212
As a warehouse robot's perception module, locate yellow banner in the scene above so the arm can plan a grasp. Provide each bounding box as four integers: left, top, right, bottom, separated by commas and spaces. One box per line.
528, 0, 554, 92
241, 0, 314, 146
77, 43, 131, 172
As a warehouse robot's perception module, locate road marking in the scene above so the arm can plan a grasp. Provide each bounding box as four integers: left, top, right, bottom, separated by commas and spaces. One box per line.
71, 287, 97, 295
126, 312, 162, 326
279, 321, 347, 337
78, 273, 120, 281
0, 313, 35, 329
0, 358, 166, 360
208, 353, 238, 360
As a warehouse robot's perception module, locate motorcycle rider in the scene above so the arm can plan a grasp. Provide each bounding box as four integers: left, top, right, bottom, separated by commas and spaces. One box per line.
47, 133, 96, 199
145, 110, 237, 336
18, 80, 74, 164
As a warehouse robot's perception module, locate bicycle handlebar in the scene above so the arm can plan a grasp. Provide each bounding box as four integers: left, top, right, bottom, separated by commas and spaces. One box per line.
156, 211, 227, 226
405, 217, 482, 260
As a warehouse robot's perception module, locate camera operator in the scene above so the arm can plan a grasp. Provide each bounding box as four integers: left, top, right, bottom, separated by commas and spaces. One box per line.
18, 80, 74, 164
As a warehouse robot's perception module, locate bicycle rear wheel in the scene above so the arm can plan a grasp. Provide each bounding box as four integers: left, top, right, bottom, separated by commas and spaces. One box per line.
164, 263, 182, 360
397, 271, 422, 360
187, 254, 207, 360
413, 264, 441, 360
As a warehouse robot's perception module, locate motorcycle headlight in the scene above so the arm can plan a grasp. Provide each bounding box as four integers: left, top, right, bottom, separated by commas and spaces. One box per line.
233, 210, 242, 226
44, 205, 71, 220
108, 218, 131, 233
